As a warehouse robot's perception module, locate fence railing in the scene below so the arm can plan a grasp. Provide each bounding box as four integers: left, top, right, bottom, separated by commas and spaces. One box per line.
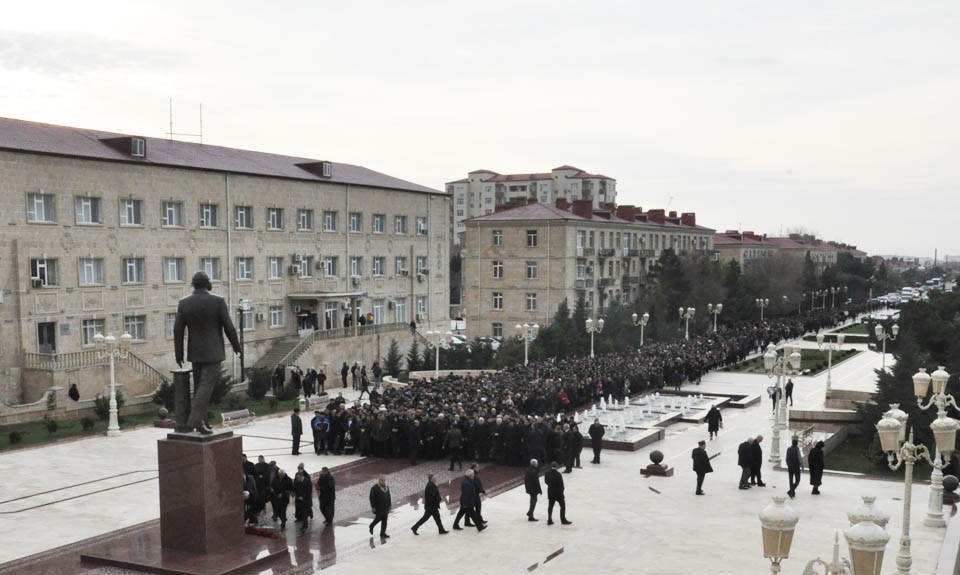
23, 350, 168, 389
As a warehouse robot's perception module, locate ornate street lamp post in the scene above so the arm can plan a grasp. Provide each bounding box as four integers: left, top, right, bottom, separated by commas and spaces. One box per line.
707, 303, 723, 332
757, 298, 770, 321
424, 330, 452, 377
912, 366, 960, 528
764, 343, 802, 464
678, 307, 695, 341
515, 322, 539, 366
585, 317, 604, 358
817, 333, 846, 399
874, 323, 899, 371
631, 311, 649, 346
759, 496, 800, 574
93, 332, 132, 437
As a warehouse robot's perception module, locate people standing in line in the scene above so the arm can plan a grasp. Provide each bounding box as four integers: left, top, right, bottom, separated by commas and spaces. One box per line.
453, 469, 486, 531
525, 459, 542, 521
292, 470, 313, 534
316, 466, 336, 526
738, 437, 754, 490
750, 435, 766, 487
692, 440, 713, 495
291, 407, 303, 456
785, 379, 794, 406
588, 418, 605, 464
368, 475, 392, 538
544, 462, 571, 525
411, 474, 449, 535
785, 437, 802, 498
809, 440, 825, 495
340, 362, 349, 389
706, 406, 722, 440
465, 463, 486, 526
317, 369, 327, 394
270, 468, 293, 529
445, 424, 463, 471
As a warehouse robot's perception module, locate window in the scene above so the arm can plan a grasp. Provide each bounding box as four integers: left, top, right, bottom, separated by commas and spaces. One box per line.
457, 196, 465, 205
161, 201, 182, 227
131, 137, 145, 157
75, 197, 102, 224
79, 258, 104, 285
394, 298, 407, 323
576, 260, 586, 279
268, 257, 283, 279
236, 257, 253, 281
235, 206, 252, 229
349, 212, 363, 232
321, 256, 339, 277
416, 295, 427, 316
526, 261, 538, 279
300, 256, 314, 277
267, 207, 283, 230
526, 230, 538, 247
82, 319, 106, 346
492, 230, 503, 246
484, 197, 493, 205
199, 203, 218, 228
241, 309, 254, 331
394, 215, 408, 235
323, 211, 338, 232
416, 256, 428, 275
492, 322, 503, 338
269, 306, 284, 328
373, 299, 385, 324
416, 217, 428, 236
372, 256, 385, 276
163, 257, 184, 282
298, 209, 314, 231
492, 292, 503, 310
124, 315, 146, 340
200, 257, 221, 280
526, 292, 537, 311
456, 210, 464, 217
372, 214, 385, 233
27, 193, 55, 222
119, 199, 142, 225
349, 256, 362, 277
30, 258, 58, 286
395, 256, 408, 275
165, 313, 177, 339
492, 260, 503, 279
122, 258, 145, 284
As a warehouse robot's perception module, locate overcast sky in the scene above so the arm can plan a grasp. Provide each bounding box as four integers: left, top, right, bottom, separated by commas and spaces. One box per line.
2, 1, 958, 259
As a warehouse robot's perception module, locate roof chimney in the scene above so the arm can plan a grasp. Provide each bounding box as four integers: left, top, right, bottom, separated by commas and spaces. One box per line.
615, 205, 637, 221
555, 198, 569, 211
680, 212, 696, 227
571, 199, 594, 219
647, 209, 665, 224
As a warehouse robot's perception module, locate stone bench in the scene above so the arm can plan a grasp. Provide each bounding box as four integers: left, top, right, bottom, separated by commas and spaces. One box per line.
221, 408, 255, 428
305, 394, 329, 411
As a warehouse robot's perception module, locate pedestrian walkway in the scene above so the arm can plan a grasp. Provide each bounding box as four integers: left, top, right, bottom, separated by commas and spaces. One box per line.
0, 335, 952, 575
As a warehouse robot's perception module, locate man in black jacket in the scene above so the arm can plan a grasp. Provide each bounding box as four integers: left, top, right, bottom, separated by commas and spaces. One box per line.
452, 469, 486, 531
291, 408, 303, 455
785, 437, 802, 498
738, 437, 754, 489
588, 418, 605, 464
411, 474, 449, 535
692, 440, 713, 495
525, 459, 542, 521
316, 466, 336, 525
750, 435, 766, 486
544, 462, 571, 525
369, 475, 392, 538
270, 468, 293, 529
465, 463, 487, 526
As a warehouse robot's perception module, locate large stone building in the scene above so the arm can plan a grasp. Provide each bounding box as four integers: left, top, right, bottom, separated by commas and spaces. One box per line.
446, 165, 617, 245
0, 117, 448, 412
461, 199, 714, 339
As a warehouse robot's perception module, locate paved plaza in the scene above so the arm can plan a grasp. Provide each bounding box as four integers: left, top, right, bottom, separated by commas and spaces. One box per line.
0, 332, 953, 574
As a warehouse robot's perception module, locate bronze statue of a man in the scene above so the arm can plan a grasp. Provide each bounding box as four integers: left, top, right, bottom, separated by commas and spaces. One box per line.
174, 271, 242, 434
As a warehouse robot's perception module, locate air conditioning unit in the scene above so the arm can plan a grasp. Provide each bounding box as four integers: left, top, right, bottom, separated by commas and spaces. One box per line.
255, 312, 266, 322
417, 273, 425, 283
350, 275, 361, 286
586, 266, 594, 275
388, 301, 395, 309
316, 261, 326, 270
31, 278, 43, 288
293, 254, 304, 262
398, 270, 409, 277
289, 265, 301, 276
342, 301, 352, 310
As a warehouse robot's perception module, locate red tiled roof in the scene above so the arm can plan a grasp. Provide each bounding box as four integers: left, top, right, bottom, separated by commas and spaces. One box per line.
0, 117, 442, 195
447, 178, 469, 184
552, 165, 582, 171
467, 202, 714, 232
485, 172, 553, 182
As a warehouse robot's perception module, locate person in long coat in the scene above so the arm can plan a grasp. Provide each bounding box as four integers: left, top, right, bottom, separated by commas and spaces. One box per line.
411, 474, 449, 535
316, 466, 336, 526
808, 440, 825, 495
737, 437, 754, 489
368, 475, 392, 537
785, 437, 802, 498
292, 470, 313, 533
588, 418, 605, 464
706, 406, 722, 440
544, 461, 571, 525
452, 469, 485, 531
524, 459, 542, 521
270, 468, 293, 529
692, 440, 713, 495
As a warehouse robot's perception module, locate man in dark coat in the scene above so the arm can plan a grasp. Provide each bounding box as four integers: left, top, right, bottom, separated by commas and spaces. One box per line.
750, 435, 766, 486
692, 440, 713, 495
316, 466, 336, 525
340, 362, 349, 388
173, 271, 241, 433
368, 475, 392, 538
524, 459, 542, 521
291, 407, 303, 455
809, 440, 825, 494
738, 437, 754, 489
411, 474, 449, 535
270, 468, 293, 529
445, 425, 464, 471
588, 418, 605, 464
706, 406, 722, 440
465, 463, 486, 526
544, 461, 571, 525
570, 424, 584, 468
292, 470, 313, 533
785, 437, 802, 498
453, 469, 486, 531
407, 419, 423, 465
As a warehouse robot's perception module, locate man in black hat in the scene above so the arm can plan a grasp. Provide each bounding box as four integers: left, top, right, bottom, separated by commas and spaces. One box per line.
174, 271, 241, 434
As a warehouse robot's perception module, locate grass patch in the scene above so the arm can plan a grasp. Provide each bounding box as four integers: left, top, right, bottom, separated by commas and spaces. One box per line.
835, 323, 870, 335
722, 349, 860, 375
826, 431, 933, 481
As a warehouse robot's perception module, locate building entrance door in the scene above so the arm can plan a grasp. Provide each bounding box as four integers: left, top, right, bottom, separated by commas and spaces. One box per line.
38, 322, 56, 353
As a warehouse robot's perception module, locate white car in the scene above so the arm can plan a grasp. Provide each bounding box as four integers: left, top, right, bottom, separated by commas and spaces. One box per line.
476, 336, 502, 351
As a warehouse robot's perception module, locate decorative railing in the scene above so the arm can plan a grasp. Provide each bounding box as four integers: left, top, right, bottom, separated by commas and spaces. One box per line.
574, 279, 595, 289
598, 248, 617, 258
598, 277, 616, 287
276, 330, 317, 368
23, 350, 168, 389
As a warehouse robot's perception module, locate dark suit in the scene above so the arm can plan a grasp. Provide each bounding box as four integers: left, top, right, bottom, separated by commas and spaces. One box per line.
316, 473, 336, 524
524, 465, 542, 518
588, 423, 605, 463
291, 412, 303, 455
692, 446, 713, 494
369, 483, 391, 536
173, 289, 241, 428
750, 441, 765, 485
411, 480, 446, 533
785, 444, 802, 496
737, 441, 753, 488
453, 476, 483, 530
544, 468, 567, 523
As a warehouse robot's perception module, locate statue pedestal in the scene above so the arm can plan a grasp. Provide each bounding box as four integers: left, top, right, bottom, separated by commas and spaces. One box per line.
158, 431, 243, 554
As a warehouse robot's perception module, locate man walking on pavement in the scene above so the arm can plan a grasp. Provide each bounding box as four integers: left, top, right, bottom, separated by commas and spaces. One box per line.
785, 378, 794, 406
786, 436, 803, 498
692, 440, 713, 495
738, 437, 754, 489
369, 475, 392, 538
411, 474, 449, 535
452, 469, 486, 531
524, 459, 542, 521
544, 462, 572, 525
750, 435, 766, 486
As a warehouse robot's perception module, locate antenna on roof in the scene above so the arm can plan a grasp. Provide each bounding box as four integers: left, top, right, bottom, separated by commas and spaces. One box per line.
166, 98, 204, 144
665, 196, 674, 210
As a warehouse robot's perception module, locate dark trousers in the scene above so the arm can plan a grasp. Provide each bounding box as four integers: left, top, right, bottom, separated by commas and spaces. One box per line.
319, 499, 335, 524
454, 505, 483, 530
412, 508, 444, 532
696, 472, 706, 493
186, 362, 221, 428
750, 465, 762, 485
313, 432, 322, 454
739, 465, 751, 487
370, 512, 388, 536
547, 496, 566, 522
527, 493, 538, 517
292, 434, 301, 455
273, 497, 289, 524
592, 446, 601, 463
788, 468, 801, 494
449, 447, 462, 470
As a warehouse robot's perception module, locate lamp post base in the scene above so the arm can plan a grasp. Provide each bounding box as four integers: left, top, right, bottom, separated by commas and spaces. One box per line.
107, 406, 121, 437
924, 465, 947, 528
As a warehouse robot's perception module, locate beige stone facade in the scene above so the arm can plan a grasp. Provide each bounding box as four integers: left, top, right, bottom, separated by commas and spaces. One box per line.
461, 201, 714, 339
0, 118, 449, 408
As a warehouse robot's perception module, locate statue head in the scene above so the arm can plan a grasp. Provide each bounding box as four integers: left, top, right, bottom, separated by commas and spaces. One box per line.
191, 271, 212, 291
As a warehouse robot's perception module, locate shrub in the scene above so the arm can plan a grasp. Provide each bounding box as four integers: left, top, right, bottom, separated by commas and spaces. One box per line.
268, 397, 278, 410
81, 417, 96, 431
210, 367, 235, 406
153, 379, 175, 411
223, 393, 246, 411
9, 431, 23, 444
44, 415, 58, 435
246, 367, 272, 400
93, 392, 126, 421
275, 384, 299, 402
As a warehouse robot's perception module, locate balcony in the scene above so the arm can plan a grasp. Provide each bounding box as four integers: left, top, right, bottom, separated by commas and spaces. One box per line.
638, 249, 656, 258
622, 275, 641, 285
598, 277, 615, 287
598, 248, 616, 258
576, 247, 595, 257
574, 279, 594, 289
623, 248, 639, 257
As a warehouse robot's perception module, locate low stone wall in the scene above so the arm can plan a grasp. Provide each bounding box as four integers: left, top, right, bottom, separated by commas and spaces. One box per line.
0, 382, 157, 425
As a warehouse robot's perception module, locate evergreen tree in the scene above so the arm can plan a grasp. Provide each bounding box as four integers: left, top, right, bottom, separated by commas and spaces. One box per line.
383, 338, 402, 377
406, 340, 422, 373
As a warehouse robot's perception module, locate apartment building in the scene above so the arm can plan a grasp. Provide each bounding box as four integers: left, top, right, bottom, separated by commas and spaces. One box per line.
713, 230, 779, 268
0, 117, 448, 408
446, 165, 617, 245
461, 199, 714, 339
